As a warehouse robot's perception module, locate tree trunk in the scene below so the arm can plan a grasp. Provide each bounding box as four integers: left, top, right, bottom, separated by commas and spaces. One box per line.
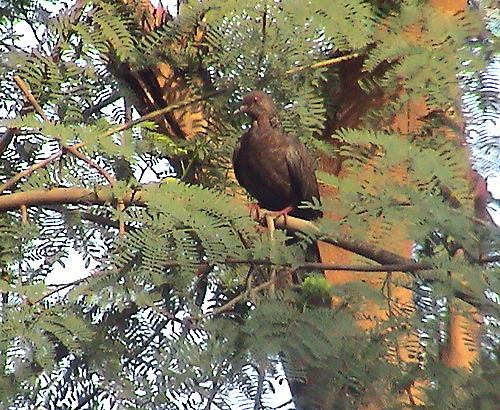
316, 0, 480, 407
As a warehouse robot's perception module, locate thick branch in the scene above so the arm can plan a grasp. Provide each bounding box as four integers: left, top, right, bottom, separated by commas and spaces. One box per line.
1, 184, 498, 313
270, 213, 411, 265
1, 185, 499, 271
0, 186, 147, 211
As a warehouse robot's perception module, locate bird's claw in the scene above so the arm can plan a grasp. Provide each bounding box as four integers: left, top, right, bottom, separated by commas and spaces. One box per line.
248, 203, 261, 220
247, 203, 294, 227
263, 206, 294, 226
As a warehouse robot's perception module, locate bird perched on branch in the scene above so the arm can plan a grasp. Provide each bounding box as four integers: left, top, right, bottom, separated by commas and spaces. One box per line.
233, 90, 321, 221
233, 91, 322, 401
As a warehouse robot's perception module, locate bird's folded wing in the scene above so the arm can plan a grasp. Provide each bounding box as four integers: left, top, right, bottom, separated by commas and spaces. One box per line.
285, 141, 319, 203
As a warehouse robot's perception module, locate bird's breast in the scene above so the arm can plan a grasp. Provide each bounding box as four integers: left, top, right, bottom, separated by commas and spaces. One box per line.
235, 129, 296, 211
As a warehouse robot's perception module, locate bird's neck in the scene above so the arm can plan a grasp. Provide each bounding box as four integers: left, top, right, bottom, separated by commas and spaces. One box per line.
253, 115, 276, 128
245, 118, 271, 144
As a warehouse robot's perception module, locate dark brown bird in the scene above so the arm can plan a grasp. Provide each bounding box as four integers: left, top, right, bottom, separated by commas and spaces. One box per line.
233, 90, 321, 220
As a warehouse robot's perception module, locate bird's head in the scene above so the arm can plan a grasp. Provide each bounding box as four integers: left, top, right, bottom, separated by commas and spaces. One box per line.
236, 90, 276, 120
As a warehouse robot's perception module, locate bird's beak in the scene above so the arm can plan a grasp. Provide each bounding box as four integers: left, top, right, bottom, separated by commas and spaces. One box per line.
233, 105, 248, 115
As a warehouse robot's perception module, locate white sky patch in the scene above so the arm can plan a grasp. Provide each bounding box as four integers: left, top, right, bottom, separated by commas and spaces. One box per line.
13, 21, 37, 49
46, 248, 97, 286
488, 174, 500, 200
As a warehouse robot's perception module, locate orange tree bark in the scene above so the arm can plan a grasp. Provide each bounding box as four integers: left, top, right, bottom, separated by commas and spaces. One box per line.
317, 3, 481, 407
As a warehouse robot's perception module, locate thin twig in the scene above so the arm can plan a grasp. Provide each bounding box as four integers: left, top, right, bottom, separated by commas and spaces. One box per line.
11, 76, 117, 188
72, 88, 230, 151
20, 204, 28, 225
13, 76, 48, 121
63, 145, 116, 186
191, 269, 295, 321
33, 276, 89, 305
285, 53, 360, 75
0, 150, 63, 193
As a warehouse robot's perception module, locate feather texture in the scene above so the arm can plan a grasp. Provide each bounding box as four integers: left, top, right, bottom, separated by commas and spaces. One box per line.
233, 91, 321, 220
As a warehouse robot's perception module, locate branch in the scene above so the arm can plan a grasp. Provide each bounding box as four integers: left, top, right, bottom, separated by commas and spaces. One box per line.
13, 76, 46, 120
269, 213, 411, 265
80, 211, 123, 230
72, 87, 232, 151
0, 150, 63, 193
10, 76, 117, 190
0, 185, 499, 271
0, 184, 497, 313
33, 276, 89, 304
301, 262, 431, 272
0, 186, 148, 212
285, 53, 361, 75
63, 145, 116, 186
29, 256, 498, 317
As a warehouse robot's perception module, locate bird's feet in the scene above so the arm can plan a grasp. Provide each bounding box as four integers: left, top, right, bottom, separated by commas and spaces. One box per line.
248, 203, 261, 220
247, 204, 294, 226
261, 206, 294, 238
264, 206, 294, 225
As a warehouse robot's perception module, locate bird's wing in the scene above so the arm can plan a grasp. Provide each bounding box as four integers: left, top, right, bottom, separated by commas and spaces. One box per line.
285, 138, 320, 204
232, 138, 245, 185
232, 135, 252, 194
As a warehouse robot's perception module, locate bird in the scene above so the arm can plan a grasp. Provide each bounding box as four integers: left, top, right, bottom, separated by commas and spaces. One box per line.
232, 90, 321, 221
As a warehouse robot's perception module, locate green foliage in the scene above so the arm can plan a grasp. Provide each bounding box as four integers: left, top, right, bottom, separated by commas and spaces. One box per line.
364, 1, 483, 113
0, 0, 497, 409
299, 275, 331, 307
